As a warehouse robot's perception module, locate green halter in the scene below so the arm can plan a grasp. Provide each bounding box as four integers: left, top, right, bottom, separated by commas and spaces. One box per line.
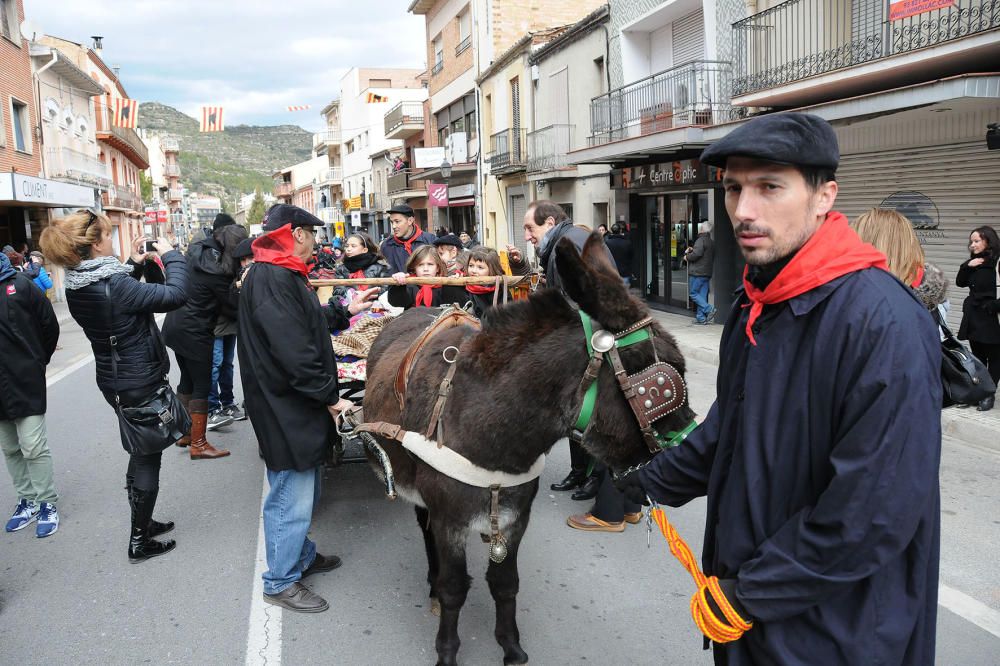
573, 310, 696, 450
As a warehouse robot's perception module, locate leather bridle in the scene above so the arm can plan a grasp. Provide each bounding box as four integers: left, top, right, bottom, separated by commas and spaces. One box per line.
571, 310, 696, 455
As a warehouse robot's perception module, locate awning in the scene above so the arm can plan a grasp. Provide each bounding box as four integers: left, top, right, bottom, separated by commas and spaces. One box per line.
448, 197, 475, 207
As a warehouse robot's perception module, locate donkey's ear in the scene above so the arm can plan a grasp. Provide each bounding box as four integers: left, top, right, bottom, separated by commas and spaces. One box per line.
556, 235, 637, 330
580, 231, 619, 277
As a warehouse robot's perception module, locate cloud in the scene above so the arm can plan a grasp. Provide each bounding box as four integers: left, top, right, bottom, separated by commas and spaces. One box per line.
23, 0, 426, 129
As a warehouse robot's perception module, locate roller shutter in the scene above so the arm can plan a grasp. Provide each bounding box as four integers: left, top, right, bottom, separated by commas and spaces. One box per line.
672, 11, 705, 66
835, 141, 1000, 331
509, 192, 528, 256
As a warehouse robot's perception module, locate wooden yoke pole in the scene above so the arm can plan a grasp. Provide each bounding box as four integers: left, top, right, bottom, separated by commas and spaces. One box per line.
310, 275, 532, 288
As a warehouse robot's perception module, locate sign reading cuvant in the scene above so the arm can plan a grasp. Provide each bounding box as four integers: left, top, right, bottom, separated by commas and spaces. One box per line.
889, 0, 955, 21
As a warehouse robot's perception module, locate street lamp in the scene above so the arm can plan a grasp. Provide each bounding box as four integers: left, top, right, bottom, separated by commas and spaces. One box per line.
440, 159, 452, 232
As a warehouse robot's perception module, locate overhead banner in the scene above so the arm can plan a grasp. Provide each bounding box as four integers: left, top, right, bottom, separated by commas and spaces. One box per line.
414, 146, 446, 168
889, 0, 954, 20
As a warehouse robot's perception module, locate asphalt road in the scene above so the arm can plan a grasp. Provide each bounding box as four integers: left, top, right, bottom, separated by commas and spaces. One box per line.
2, 330, 999, 665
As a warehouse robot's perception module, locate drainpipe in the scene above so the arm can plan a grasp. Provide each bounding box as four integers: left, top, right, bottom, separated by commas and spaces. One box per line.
34, 48, 59, 178
472, 0, 486, 245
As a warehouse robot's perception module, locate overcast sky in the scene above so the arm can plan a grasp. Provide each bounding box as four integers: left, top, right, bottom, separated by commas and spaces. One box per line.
24, 0, 426, 130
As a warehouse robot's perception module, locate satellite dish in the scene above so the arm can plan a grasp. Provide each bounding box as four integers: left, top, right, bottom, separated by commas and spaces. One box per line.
19, 19, 43, 42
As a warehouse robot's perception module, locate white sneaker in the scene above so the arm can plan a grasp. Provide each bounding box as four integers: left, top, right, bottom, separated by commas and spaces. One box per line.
207, 410, 234, 431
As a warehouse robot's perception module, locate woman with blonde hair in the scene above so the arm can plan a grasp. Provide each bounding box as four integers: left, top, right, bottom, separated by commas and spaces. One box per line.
852, 208, 948, 313
39, 210, 187, 562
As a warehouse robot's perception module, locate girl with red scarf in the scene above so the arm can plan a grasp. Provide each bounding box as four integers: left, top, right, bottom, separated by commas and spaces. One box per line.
387, 245, 465, 309
463, 247, 511, 317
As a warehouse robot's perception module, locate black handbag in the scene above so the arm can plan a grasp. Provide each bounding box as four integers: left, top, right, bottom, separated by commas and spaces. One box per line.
935, 309, 997, 407
105, 280, 190, 453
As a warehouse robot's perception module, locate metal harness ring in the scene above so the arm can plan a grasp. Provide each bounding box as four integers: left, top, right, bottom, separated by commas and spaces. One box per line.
442, 345, 460, 364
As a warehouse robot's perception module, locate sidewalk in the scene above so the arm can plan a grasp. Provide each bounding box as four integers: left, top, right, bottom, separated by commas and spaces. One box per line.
649, 310, 1000, 453
51, 298, 74, 326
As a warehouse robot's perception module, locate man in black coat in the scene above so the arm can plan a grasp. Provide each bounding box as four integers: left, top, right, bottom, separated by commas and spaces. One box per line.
0, 251, 61, 537
603, 223, 634, 287
618, 113, 941, 664
238, 205, 366, 613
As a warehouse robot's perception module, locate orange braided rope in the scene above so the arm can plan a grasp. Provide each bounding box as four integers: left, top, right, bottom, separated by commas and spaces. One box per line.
650, 507, 752, 643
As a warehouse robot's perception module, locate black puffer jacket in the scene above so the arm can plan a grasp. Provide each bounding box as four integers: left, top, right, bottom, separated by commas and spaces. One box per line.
331, 253, 392, 303
956, 254, 1000, 344
162, 237, 240, 360
68, 251, 188, 394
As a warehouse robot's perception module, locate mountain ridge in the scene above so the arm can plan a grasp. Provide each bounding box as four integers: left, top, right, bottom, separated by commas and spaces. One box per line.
138, 102, 313, 205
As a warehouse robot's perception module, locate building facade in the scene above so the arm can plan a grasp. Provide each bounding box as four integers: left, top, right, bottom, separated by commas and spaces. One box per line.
313, 100, 344, 228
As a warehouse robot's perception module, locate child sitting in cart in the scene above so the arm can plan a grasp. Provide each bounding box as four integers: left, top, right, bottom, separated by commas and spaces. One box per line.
388, 245, 466, 309
462, 247, 515, 317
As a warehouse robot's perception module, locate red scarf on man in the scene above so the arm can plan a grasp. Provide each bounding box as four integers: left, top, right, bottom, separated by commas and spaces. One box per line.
741, 211, 887, 346
395, 224, 424, 256
414, 284, 440, 307
251, 224, 310, 278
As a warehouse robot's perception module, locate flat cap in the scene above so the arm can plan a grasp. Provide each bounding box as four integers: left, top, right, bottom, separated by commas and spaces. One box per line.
233, 237, 255, 259
386, 203, 414, 217
262, 204, 322, 231
433, 233, 463, 249
700, 112, 839, 171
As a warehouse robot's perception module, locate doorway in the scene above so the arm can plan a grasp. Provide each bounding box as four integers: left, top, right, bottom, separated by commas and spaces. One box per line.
645, 191, 709, 310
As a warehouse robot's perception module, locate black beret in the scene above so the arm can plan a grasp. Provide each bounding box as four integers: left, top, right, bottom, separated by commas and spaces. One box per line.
386, 204, 415, 217
700, 112, 839, 171
262, 204, 322, 231
213, 213, 237, 230
233, 237, 255, 260
433, 233, 463, 249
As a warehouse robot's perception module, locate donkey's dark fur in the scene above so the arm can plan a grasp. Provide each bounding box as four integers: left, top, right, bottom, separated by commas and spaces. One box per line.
363, 232, 695, 665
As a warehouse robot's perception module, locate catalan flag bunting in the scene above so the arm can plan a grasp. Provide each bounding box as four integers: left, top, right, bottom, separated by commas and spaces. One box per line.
113, 98, 139, 129
286, 105, 311, 112
200, 106, 225, 132
365, 92, 389, 104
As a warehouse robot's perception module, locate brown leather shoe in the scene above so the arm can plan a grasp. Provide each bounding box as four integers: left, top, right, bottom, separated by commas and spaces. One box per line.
566, 513, 625, 533
188, 399, 230, 460
624, 512, 643, 525
263, 582, 329, 613
176, 393, 192, 447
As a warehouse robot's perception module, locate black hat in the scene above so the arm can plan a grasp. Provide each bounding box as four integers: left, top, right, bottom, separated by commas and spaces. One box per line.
700, 112, 839, 171
213, 213, 237, 230
433, 233, 463, 249
233, 237, 255, 260
262, 204, 322, 232
386, 203, 414, 217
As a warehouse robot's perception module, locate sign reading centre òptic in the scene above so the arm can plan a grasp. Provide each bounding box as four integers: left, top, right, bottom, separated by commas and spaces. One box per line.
616, 159, 724, 190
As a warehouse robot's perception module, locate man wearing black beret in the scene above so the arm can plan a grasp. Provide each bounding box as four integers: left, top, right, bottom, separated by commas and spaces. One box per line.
617, 113, 941, 664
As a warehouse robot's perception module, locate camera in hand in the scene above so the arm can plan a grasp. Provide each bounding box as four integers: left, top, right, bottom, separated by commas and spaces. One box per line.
144, 241, 157, 253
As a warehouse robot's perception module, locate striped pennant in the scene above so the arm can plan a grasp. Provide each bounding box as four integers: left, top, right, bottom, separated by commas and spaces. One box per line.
113, 98, 139, 129
286, 105, 311, 112
365, 92, 389, 104
200, 106, 225, 132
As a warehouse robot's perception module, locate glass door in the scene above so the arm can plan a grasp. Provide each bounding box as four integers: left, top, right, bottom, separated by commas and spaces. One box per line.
666, 192, 710, 311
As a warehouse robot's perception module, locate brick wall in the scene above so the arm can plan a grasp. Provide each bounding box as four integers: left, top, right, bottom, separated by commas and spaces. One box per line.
0, 0, 42, 175
426, 1, 475, 97
491, 0, 606, 56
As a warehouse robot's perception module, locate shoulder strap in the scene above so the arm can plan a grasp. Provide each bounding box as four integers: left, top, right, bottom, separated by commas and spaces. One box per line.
104, 279, 120, 404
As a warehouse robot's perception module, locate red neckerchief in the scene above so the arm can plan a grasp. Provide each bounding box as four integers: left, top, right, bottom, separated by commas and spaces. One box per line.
446, 261, 464, 277
415, 283, 440, 307
741, 211, 887, 346
466, 283, 496, 294
251, 224, 310, 278
911, 264, 925, 289
394, 224, 423, 256
349, 269, 368, 291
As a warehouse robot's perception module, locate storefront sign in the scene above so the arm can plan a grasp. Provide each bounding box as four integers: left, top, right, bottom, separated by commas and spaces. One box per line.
427, 183, 448, 208
880, 190, 946, 246
616, 159, 723, 190
449, 184, 475, 199
157, 210, 168, 224
1, 173, 95, 207
889, 0, 954, 21
144, 210, 158, 224
414, 146, 446, 169
350, 211, 362, 227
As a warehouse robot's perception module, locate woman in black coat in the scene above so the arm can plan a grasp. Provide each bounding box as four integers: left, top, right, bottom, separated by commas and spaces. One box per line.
39, 210, 187, 562
956, 225, 1000, 411
162, 218, 247, 458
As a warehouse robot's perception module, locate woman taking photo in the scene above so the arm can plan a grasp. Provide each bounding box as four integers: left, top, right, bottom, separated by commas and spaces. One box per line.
39, 210, 187, 562
956, 225, 1000, 411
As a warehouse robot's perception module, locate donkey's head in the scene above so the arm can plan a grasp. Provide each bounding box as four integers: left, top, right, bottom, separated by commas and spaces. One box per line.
556, 233, 697, 472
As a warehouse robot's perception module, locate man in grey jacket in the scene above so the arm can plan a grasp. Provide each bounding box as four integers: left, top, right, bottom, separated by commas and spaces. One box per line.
685, 220, 716, 324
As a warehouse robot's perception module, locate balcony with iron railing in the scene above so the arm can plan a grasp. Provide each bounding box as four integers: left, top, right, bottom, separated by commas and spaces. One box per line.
161, 137, 179, 152
317, 167, 343, 185
384, 101, 425, 140
589, 61, 734, 147
387, 169, 426, 194
317, 207, 345, 224
527, 125, 575, 173
487, 128, 528, 174
44, 147, 111, 187
731, 0, 1000, 102
432, 59, 444, 76
274, 181, 294, 198
168, 188, 184, 201
102, 185, 142, 212
313, 129, 342, 154
164, 163, 181, 177
94, 104, 150, 168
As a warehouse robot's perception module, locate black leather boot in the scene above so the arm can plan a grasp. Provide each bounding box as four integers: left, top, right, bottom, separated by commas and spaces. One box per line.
571, 475, 601, 501
128, 487, 176, 563
550, 469, 587, 492
977, 394, 995, 412
125, 477, 174, 537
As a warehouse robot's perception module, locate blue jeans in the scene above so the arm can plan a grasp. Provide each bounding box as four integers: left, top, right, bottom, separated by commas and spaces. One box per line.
262, 467, 321, 595
689, 275, 712, 322
208, 335, 236, 412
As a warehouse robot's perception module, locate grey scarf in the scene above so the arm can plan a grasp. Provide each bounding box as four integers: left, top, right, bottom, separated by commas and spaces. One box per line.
64, 255, 134, 290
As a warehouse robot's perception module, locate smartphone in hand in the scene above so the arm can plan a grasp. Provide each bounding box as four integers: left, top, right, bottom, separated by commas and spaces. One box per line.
144, 241, 157, 253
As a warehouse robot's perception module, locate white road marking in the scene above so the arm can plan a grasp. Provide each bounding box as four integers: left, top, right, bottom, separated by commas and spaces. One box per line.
46, 353, 94, 387
939, 583, 1000, 639
246, 475, 281, 665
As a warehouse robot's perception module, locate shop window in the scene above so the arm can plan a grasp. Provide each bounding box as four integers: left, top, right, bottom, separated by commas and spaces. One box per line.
11, 98, 31, 153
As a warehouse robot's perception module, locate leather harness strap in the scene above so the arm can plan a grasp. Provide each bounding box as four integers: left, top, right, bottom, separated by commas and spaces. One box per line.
426, 350, 462, 441
394, 307, 481, 409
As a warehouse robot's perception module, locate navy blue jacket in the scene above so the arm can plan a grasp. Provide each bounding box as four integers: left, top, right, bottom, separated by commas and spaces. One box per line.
640, 268, 941, 665
379, 229, 436, 274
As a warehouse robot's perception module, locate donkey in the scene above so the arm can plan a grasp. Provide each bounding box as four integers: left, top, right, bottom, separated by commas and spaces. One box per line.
361, 232, 697, 665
